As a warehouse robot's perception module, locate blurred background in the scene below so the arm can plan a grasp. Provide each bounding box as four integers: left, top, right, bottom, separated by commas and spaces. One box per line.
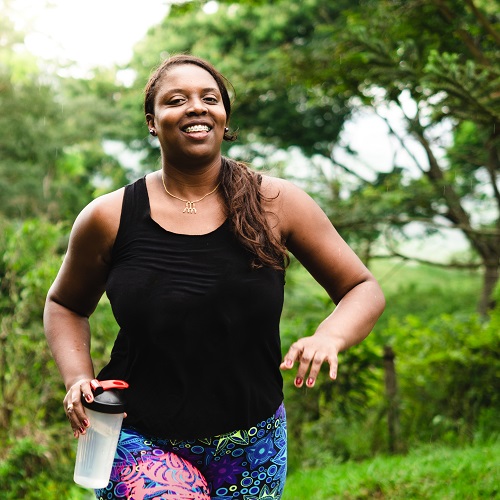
0, 0, 498, 498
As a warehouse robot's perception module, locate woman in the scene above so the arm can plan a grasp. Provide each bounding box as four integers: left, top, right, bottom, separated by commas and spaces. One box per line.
44, 55, 385, 499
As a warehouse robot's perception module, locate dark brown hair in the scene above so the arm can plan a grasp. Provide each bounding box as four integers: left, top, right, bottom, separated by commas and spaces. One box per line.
144, 55, 288, 270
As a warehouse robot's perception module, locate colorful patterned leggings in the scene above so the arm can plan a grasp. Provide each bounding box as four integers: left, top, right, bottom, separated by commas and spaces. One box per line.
94, 403, 287, 500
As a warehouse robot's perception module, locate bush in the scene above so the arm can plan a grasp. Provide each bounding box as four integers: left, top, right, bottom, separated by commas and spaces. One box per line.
387, 302, 500, 446
0, 436, 89, 499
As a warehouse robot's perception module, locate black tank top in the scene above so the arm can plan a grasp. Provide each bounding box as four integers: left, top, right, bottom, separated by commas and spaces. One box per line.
98, 176, 285, 439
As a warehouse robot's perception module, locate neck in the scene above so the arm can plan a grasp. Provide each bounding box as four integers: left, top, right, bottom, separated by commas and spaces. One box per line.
160, 156, 223, 198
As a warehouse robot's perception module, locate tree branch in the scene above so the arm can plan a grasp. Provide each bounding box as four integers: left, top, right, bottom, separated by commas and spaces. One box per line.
329, 155, 373, 184
486, 136, 500, 212
371, 252, 482, 270
335, 214, 500, 238
379, 225, 481, 270
374, 108, 427, 175
464, 0, 500, 46
432, 0, 491, 66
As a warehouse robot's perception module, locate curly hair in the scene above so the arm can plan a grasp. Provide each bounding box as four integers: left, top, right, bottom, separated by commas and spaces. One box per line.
144, 55, 288, 270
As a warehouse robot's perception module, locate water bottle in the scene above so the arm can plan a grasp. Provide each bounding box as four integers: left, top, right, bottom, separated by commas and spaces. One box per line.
73, 379, 129, 489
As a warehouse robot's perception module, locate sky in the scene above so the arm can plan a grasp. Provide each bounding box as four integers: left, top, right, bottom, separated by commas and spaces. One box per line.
9, 0, 171, 70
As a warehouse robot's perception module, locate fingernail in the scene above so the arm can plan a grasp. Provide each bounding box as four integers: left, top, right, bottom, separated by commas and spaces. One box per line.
73, 430, 78, 438
84, 393, 92, 402
307, 377, 315, 387
295, 377, 303, 387
286, 359, 293, 368
83, 419, 90, 427
79, 426, 85, 434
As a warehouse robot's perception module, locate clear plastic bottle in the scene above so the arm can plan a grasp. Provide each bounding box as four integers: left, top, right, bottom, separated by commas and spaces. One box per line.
73, 379, 128, 489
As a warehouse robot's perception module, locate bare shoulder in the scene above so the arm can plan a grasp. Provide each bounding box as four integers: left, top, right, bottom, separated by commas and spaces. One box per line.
70, 187, 125, 260
47, 187, 125, 316
260, 174, 297, 196
259, 175, 324, 238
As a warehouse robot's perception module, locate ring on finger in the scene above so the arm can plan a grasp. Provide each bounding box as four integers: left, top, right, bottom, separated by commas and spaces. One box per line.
67, 404, 74, 414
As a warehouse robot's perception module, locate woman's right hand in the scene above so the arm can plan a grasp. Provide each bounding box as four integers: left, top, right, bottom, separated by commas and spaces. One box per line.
63, 378, 94, 438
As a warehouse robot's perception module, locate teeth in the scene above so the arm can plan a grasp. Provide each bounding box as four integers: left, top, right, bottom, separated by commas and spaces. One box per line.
185, 125, 210, 133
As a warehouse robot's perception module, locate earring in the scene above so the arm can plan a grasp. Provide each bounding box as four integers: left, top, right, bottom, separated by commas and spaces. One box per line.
149, 129, 156, 136
224, 127, 229, 133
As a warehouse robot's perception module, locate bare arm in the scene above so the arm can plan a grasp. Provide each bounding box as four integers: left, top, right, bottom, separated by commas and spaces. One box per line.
43, 190, 122, 436
269, 179, 385, 387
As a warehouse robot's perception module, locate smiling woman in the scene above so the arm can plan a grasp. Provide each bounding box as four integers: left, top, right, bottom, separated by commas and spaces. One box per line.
43, 54, 385, 499
145, 63, 229, 170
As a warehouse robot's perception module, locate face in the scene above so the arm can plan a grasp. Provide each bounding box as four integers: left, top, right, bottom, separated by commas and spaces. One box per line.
146, 64, 228, 166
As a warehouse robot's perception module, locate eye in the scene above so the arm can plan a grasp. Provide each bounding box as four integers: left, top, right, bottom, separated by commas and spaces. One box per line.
203, 95, 219, 104
167, 96, 186, 105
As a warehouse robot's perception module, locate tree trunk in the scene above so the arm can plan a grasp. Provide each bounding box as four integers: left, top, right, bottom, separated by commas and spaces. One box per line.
383, 345, 403, 454
416, 126, 499, 315
479, 262, 499, 317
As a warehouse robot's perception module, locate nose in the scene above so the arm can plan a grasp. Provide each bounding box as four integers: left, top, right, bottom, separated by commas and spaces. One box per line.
186, 97, 207, 116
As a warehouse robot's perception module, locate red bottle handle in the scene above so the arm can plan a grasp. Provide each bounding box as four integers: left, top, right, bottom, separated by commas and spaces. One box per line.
90, 379, 129, 396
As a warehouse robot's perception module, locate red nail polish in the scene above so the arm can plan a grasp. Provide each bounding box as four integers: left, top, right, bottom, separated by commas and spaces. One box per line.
295, 377, 303, 386
85, 394, 92, 402
307, 378, 315, 387
83, 419, 90, 427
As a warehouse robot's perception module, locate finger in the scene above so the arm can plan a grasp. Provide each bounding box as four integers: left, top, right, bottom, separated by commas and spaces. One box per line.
80, 380, 94, 404
295, 349, 315, 388
328, 354, 339, 381
64, 381, 92, 437
280, 342, 303, 371
305, 354, 326, 388
65, 403, 84, 437
279, 357, 294, 370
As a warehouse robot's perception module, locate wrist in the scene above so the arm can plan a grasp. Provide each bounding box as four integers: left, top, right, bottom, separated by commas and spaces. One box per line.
314, 329, 346, 353
65, 374, 94, 392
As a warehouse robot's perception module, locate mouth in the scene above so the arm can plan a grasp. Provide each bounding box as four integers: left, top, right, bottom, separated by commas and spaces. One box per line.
182, 124, 212, 133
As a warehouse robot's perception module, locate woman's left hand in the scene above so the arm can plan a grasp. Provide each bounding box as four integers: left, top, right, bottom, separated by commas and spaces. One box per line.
280, 333, 341, 388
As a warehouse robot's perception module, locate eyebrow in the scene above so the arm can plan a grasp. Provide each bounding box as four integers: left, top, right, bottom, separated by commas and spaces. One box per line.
165, 87, 221, 94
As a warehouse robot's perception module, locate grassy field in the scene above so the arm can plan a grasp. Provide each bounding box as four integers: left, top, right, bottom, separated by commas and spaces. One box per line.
282, 441, 499, 499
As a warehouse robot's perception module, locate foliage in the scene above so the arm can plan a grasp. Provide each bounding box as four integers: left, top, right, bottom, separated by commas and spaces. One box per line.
282, 441, 500, 499
1, 0, 499, 496
281, 263, 385, 466
372, 259, 482, 330
122, 0, 352, 164
388, 309, 500, 446
115, 0, 500, 312
0, 13, 129, 221
280, 259, 498, 469
0, 218, 66, 433
0, 221, 496, 494
0, 436, 88, 500
0, 217, 118, 498
323, 0, 500, 313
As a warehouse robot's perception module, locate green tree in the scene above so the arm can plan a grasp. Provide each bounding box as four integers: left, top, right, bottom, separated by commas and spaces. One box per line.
119, 0, 352, 165
119, 0, 499, 313
0, 8, 129, 221
302, 0, 500, 314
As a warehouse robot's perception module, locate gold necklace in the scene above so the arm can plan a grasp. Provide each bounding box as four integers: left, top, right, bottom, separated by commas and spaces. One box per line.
161, 173, 220, 214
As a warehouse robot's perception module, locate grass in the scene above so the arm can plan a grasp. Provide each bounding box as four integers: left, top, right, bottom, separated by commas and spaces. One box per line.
282, 258, 483, 335
282, 441, 499, 499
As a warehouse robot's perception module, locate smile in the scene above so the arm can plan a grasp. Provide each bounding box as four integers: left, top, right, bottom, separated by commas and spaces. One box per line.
183, 125, 211, 133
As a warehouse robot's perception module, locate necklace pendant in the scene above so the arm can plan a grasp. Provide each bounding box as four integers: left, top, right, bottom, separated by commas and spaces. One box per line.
183, 201, 197, 214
